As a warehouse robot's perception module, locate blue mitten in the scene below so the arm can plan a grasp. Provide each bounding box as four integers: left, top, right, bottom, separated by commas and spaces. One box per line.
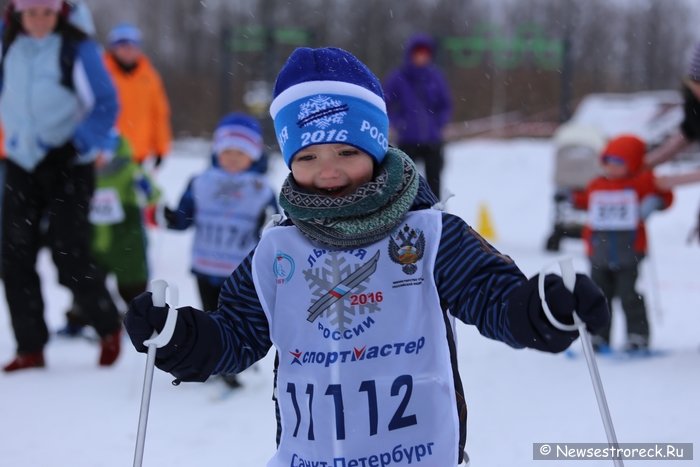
640, 195, 663, 220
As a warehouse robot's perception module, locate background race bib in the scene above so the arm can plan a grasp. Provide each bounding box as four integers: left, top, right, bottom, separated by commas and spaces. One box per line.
89, 187, 125, 225
588, 190, 638, 230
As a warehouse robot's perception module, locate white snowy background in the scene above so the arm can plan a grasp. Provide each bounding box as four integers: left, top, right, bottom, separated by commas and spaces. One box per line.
1, 125, 699, 465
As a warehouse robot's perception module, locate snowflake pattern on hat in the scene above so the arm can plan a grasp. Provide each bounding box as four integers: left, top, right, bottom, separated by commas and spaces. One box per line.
297, 96, 348, 129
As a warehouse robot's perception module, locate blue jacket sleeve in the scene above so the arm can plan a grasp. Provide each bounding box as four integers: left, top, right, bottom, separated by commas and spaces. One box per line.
210, 252, 273, 375
166, 179, 196, 230
382, 71, 405, 129
72, 39, 118, 155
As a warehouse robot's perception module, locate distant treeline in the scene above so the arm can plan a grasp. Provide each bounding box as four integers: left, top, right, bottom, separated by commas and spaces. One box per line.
87, 0, 699, 138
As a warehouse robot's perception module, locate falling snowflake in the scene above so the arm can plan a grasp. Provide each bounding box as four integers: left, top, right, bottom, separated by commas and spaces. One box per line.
297, 95, 348, 129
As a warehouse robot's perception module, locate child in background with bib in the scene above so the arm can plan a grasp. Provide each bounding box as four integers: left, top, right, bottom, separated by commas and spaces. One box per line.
574, 134, 700, 354
157, 112, 277, 388
123, 48, 611, 466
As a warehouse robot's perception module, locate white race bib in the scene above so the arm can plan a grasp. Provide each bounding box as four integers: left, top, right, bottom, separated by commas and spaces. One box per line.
253, 211, 462, 467
89, 187, 125, 225
588, 190, 638, 230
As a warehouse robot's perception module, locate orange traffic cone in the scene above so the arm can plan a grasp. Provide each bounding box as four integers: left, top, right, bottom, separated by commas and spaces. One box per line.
476, 202, 497, 241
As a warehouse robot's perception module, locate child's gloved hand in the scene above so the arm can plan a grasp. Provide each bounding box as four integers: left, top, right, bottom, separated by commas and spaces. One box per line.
640, 194, 663, 220
163, 206, 177, 225
547, 274, 610, 332
143, 204, 159, 228
124, 292, 170, 354
553, 189, 571, 203
125, 292, 224, 382
507, 274, 610, 352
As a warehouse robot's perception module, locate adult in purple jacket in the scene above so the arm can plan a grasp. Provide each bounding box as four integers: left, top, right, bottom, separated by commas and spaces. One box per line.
383, 34, 452, 198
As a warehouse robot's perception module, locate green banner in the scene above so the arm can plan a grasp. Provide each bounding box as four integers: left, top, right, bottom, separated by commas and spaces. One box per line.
228, 27, 312, 52
443, 23, 563, 70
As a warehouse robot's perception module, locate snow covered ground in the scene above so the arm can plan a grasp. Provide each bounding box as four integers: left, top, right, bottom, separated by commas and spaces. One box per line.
1, 137, 699, 466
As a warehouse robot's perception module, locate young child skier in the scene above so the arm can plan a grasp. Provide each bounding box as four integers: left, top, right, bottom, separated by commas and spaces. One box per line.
155, 112, 277, 388
124, 47, 610, 466
574, 134, 700, 354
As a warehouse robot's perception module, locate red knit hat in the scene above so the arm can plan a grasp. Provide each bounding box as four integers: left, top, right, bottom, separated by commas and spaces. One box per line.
601, 134, 646, 173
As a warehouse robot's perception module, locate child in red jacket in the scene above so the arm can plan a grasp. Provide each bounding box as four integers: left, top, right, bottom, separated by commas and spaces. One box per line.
574, 134, 700, 353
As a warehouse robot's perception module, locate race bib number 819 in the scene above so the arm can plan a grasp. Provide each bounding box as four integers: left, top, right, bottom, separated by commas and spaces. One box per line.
589, 190, 638, 230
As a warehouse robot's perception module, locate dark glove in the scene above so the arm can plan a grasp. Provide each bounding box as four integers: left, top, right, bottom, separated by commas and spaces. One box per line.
163, 206, 177, 226
124, 292, 170, 353
124, 291, 188, 364
124, 292, 224, 381
553, 189, 571, 203
506, 273, 610, 353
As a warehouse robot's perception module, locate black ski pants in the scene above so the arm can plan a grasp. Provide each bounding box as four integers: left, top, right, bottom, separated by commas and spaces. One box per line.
2, 147, 121, 353
399, 143, 444, 198
196, 276, 223, 312
590, 263, 649, 344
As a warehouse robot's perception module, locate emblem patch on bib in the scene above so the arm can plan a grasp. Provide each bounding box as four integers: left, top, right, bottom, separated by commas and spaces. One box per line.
389, 224, 425, 275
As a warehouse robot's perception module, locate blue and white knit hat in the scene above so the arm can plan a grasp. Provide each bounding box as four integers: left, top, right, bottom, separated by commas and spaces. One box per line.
213, 113, 264, 161
269, 47, 389, 168
688, 42, 700, 82
108, 23, 143, 47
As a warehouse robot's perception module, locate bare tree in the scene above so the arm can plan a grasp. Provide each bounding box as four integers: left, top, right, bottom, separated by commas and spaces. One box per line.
82, 0, 700, 136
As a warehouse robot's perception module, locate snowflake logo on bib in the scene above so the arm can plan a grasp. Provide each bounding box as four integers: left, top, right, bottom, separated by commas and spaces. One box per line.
297, 95, 348, 129
303, 251, 381, 336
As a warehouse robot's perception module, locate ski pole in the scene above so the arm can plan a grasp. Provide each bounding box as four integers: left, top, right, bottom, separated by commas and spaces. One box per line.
644, 240, 664, 324
133, 279, 179, 467
539, 258, 624, 467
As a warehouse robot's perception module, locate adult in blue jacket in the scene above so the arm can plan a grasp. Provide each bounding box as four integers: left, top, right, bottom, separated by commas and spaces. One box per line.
0, 0, 122, 372
383, 34, 452, 198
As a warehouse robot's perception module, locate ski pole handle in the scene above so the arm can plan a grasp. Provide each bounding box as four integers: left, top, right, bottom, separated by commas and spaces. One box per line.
558, 258, 588, 332
144, 279, 179, 348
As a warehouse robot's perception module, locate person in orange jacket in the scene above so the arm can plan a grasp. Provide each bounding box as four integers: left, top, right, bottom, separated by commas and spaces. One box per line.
573, 134, 700, 354
104, 23, 172, 167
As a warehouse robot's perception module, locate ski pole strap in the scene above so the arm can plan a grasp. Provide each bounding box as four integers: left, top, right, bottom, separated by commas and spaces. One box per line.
538, 259, 578, 332
144, 279, 179, 348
